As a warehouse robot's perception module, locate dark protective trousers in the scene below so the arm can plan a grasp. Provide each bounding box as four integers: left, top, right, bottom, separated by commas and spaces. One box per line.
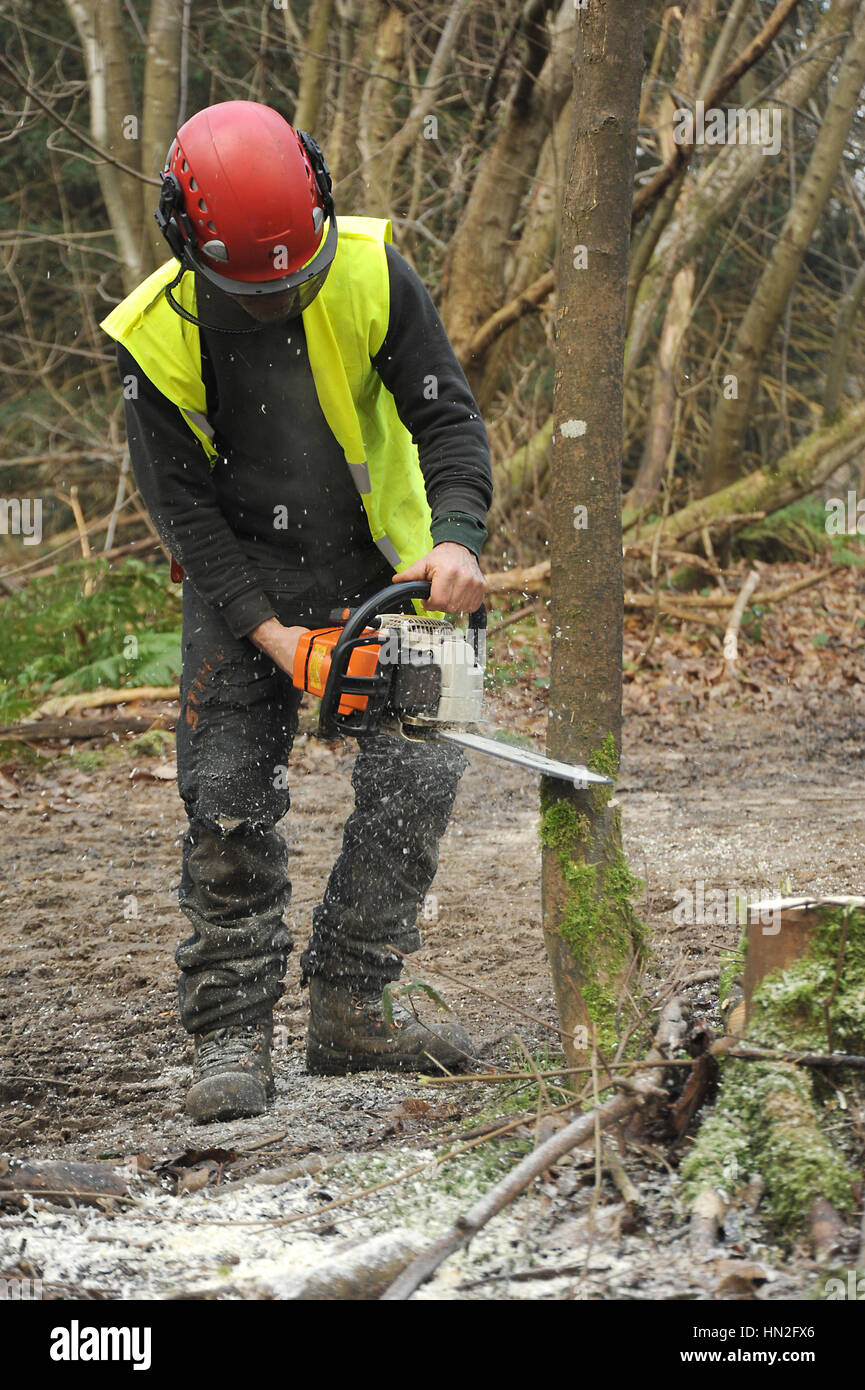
174, 577, 466, 1035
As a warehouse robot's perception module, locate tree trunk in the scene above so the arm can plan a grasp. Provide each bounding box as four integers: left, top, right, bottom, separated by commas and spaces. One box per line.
703, 0, 865, 493
65, 0, 145, 292
624, 0, 710, 505
542, 0, 647, 1072
697, 0, 750, 98
473, 97, 570, 410
439, 0, 571, 368
494, 416, 553, 517
356, 2, 408, 219
140, 0, 184, 270
630, 0, 802, 229
823, 259, 865, 423
371, 0, 471, 216
624, 263, 693, 511
328, 0, 380, 205
292, 0, 335, 133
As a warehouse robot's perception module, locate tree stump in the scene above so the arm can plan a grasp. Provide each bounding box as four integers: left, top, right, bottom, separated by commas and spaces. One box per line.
683, 898, 865, 1243
743, 895, 865, 1021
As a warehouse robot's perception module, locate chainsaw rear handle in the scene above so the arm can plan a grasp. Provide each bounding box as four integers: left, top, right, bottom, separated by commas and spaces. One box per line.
318, 580, 486, 739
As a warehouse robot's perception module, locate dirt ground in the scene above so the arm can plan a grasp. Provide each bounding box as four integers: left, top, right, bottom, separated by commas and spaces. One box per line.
1, 687, 864, 1299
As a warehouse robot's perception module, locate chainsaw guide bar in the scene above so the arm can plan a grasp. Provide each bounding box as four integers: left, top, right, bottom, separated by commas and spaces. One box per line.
405, 725, 612, 787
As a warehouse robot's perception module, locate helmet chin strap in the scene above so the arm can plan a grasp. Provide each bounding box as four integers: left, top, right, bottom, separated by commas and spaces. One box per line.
163, 259, 278, 334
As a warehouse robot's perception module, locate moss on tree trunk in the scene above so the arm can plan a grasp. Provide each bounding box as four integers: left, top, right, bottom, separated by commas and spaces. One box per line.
540, 744, 647, 1053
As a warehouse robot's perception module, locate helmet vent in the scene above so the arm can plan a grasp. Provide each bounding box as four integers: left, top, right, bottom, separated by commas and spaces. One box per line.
312, 206, 324, 232
201, 239, 229, 262
189, 177, 197, 190
198, 198, 208, 211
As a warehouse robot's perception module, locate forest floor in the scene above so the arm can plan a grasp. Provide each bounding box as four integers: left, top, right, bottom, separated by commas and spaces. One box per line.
1, 559, 864, 1300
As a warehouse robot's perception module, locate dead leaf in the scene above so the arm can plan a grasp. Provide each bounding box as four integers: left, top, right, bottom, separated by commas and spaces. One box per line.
177, 1164, 217, 1194
128, 763, 176, 782
726, 1001, 747, 1036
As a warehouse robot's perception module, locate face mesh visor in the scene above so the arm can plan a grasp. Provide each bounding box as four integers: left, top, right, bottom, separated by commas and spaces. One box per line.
262, 268, 331, 317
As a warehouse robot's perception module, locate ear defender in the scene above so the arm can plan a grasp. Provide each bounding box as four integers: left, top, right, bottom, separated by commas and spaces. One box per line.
155, 171, 195, 262
297, 130, 335, 221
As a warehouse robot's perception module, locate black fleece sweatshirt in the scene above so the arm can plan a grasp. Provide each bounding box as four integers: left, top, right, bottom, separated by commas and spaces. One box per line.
117, 243, 492, 638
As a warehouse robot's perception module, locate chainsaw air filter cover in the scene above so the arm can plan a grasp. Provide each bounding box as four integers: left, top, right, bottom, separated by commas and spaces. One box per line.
378, 614, 484, 726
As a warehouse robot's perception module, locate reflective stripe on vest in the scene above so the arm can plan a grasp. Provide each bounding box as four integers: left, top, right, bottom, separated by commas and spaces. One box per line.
347, 460, 372, 495
375, 535, 401, 568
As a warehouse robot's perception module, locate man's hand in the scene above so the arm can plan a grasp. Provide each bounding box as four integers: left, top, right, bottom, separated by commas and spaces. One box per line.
249, 617, 309, 677
394, 542, 486, 613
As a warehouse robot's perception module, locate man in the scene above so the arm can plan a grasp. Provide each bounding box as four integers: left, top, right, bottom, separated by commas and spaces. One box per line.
101, 100, 491, 1123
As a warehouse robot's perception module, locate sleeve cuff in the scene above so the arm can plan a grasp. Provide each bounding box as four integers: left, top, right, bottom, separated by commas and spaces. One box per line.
221, 589, 278, 640
430, 512, 488, 558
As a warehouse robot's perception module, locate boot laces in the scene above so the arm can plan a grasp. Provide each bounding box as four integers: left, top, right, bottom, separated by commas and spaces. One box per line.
198, 1025, 265, 1071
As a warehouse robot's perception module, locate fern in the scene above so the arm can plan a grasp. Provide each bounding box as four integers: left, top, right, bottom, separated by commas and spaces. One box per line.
0, 557, 182, 718
55, 631, 182, 692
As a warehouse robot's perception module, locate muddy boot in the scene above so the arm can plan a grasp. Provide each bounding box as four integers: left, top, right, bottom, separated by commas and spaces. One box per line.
185, 1018, 274, 1123
306, 977, 477, 1076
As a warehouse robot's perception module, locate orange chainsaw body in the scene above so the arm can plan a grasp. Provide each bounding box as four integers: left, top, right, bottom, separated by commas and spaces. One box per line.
292, 626, 382, 716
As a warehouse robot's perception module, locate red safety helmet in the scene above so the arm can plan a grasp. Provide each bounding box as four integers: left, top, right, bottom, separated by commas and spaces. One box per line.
155, 101, 336, 316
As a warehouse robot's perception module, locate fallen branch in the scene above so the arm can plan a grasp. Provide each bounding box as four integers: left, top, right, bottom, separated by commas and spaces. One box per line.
689, 1186, 728, 1254
55, 486, 92, 565
0, 715, 174, 742
0, 1157, 131, 1209
0, 535, 160, 586
186, 1229, 430, 1302
423, 1056, 697, 1086
810, 1197, 844, 1264
215, 1152, 347, 1194
34, 687, 179, 718
484, 560, 840, 609
460, 269, 556, 366
484, 561, 551, 594
725, 1045, 865, 1069
676, 968, 721, 988
629, 403, 865, 550
601, 1141, 643, 1209
722, 567, 760, 669
625, 565, 841, 610
487, 602, 543, 634
381, 999, 686, 1300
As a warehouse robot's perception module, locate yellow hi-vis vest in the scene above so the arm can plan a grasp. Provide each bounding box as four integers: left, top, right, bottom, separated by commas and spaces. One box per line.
100, 216, 434, 577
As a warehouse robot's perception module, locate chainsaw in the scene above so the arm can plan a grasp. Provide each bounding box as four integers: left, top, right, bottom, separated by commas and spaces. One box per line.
290, 580, 612, 788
